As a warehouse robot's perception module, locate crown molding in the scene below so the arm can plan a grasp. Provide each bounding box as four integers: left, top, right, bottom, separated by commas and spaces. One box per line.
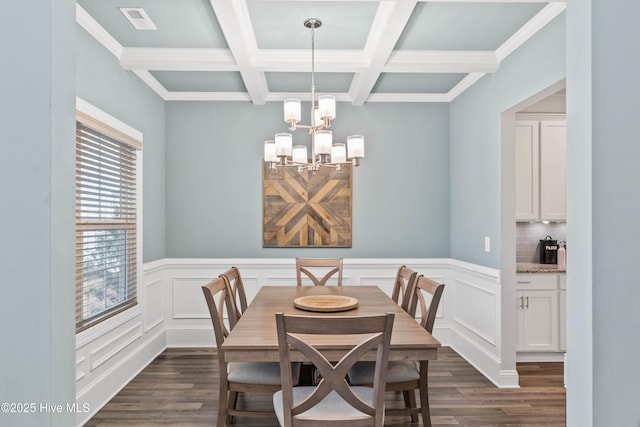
76, 4, 123, 58
495, 3, 567, 62
132, 70, 169, 100
447, 73, 487, 101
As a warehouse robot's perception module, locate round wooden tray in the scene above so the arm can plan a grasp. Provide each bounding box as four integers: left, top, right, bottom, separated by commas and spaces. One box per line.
293, 295, 359, 312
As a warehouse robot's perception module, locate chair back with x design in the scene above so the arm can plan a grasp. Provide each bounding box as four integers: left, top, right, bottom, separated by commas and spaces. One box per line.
274, 312, 394, 427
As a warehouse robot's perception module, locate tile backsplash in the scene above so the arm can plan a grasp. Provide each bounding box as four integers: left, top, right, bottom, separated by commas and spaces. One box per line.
516, 222, 567, 263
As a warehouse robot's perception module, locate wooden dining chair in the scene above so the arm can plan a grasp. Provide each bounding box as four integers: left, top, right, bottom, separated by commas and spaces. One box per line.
391, 265, 418, 313
220, 266, 248, 330
295, 257, 343, 286
202, 277, 300, 427
273, 312, 394, 427
348, 275, 445, 426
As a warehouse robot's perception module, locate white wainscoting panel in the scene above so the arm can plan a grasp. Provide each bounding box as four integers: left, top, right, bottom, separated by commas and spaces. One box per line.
172, 277, 213, 319
447, 260, 517, 388
75, 260, 167, 426
144, 277, 164, 333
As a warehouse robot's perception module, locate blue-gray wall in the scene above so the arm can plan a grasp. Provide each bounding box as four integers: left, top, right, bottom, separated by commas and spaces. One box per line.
165, 101, 450, 258
76, 25, 167, 262
1, 1, 76, 425
566, 1, 593, 425
590, 1, 640, 424
449, 13, 566, 268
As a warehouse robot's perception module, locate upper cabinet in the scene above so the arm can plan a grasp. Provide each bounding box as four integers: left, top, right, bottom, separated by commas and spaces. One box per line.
515, 119, 566, 222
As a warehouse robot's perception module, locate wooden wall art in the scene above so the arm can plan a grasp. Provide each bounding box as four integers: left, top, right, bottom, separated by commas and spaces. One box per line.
263, 164, 352, 247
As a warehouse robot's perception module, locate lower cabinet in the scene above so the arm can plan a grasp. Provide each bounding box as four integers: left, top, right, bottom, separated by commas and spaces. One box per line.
516, 273, 566, 356
516, 290, 559, 351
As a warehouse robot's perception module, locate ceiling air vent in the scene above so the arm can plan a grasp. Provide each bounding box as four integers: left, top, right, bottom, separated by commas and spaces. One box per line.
119, 7, 157, 30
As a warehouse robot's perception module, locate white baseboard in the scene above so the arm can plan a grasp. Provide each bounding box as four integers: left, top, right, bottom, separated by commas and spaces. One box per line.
516, 352, 565, 363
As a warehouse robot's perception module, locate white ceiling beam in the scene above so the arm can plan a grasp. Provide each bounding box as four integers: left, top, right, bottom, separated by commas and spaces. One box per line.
120, 48, 238, 71
385, 51, 498, 73
367, 93, 450, 103
208, 0, 269, 104
164, 92, 252, 102
349, 0, 419, 106
253, 50, 368, 72
265, 92, 353, 103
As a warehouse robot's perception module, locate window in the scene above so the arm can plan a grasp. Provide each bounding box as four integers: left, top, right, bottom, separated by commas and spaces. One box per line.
75, 114, 140, 332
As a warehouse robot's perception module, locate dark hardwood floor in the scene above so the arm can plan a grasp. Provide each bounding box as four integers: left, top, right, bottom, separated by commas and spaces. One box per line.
85, 347, 565, 426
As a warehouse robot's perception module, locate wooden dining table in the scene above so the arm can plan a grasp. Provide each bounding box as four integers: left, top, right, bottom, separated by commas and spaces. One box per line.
221, 285, 441, 363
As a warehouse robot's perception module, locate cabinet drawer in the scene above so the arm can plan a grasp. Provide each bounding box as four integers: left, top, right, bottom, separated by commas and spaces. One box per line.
516, 273, 560, 290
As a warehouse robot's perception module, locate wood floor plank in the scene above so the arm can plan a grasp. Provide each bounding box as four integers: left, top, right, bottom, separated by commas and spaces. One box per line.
85, 347, 566, 426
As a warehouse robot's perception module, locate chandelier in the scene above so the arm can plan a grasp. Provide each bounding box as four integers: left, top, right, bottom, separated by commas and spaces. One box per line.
263, 18, 364, 172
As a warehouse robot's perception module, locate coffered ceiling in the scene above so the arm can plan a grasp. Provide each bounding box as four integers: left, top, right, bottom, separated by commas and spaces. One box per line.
76, 0, 566, 105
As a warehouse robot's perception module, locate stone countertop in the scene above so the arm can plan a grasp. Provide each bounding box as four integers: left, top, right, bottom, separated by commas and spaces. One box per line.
517, 262, 566, 273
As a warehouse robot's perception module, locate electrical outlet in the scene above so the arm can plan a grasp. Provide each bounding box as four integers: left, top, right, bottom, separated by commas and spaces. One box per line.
484, 236, 491, 252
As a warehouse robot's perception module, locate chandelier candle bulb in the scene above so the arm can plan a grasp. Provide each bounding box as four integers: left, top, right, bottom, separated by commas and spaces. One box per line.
318, 95, 336, 120
315, 130, 332, 155
284, 99, 301, 124
292, 145, 308, 164
264, 140, 277, 162
312, 108, 322, 128
347, 135, 365, 159
332, 143, 346, 164
275, 133, 292, 157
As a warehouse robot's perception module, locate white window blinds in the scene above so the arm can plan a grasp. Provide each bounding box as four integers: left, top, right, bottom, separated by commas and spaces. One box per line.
75, 120, 139, 332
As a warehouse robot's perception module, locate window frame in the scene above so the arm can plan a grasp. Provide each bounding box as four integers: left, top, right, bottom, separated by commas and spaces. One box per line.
75, 99, 143, 333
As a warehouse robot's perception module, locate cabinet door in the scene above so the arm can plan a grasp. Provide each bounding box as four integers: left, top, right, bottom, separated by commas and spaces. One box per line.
521, 290, 559, 351
559, 289, 566, 351
516, 292, 526, 351
540, 121, 566, 221
515, 121, 540, 221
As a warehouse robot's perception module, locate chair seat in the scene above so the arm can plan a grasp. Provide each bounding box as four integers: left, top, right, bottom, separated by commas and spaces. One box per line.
348, 360, 419, 385
228, 362, 301, 385
273, 386, 380, 424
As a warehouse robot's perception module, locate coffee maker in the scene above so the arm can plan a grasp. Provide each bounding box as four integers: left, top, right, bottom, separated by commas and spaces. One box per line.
539, 235, 559, 264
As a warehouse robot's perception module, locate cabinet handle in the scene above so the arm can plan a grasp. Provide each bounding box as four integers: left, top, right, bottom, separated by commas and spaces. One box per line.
525, 296, 529, 309
517, 281, 532, 284
520, 296, 524, 309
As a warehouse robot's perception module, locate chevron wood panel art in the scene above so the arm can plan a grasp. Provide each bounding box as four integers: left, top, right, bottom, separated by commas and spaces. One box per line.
263, 164, 352, 247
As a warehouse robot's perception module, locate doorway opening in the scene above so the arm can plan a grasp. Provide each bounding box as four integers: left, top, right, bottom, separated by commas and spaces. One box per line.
500, 79, 566, 386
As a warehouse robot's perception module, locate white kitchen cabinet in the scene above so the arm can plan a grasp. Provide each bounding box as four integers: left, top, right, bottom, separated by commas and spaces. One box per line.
515, 119, 566, 222
515, 121, 539, 221
540, 121, 567, 221
516, 290, 559, 352
516, 272, 566, 357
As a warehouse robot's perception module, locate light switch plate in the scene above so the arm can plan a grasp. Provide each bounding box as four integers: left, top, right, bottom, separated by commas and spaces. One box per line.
484, 236, 491, 252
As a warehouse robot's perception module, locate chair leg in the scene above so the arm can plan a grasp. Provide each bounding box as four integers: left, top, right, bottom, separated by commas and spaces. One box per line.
403, 390, 419, 423
226, 391, 238, 424
419, 361, 431, 427
217, 383, 228, 427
